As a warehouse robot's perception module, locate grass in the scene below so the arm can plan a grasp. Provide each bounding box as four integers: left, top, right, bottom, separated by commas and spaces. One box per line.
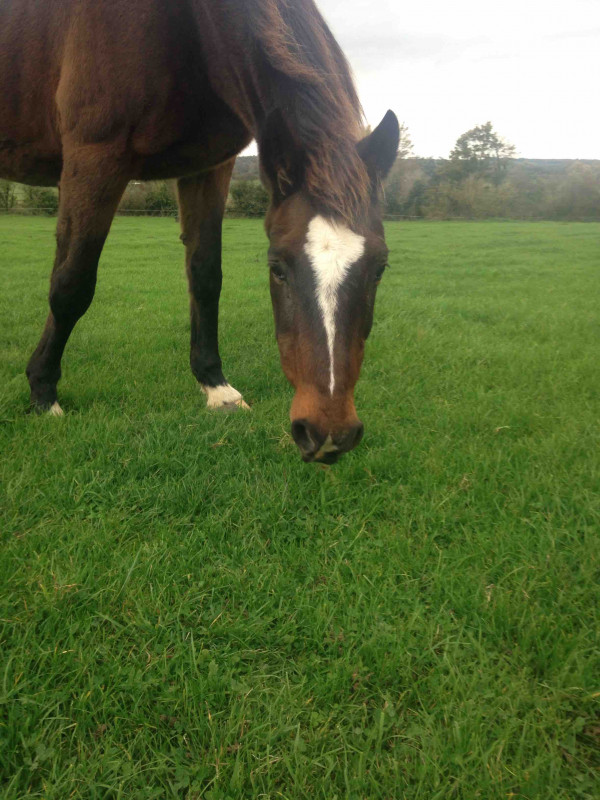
0, 217, 599, 799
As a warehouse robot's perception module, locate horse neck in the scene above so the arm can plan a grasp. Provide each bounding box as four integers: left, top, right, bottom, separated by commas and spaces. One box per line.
187, 1, 269, 136
190, 0, 361, 137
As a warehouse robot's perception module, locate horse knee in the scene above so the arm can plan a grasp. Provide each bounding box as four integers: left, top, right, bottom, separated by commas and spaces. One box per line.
49, 236, 105, 322
50, 269, 96, 322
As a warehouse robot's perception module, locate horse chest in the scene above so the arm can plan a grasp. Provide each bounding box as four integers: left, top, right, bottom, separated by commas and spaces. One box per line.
131, 89, 251, 180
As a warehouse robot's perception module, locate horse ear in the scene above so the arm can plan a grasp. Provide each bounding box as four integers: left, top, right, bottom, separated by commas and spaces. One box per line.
357, 110, 400, 180
259, 109, 305, 200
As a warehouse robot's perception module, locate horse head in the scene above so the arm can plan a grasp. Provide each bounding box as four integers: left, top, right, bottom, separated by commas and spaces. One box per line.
260, 111, 400, 462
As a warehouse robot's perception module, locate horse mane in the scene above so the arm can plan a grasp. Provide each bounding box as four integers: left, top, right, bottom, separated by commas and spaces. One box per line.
247, 0, 371, 224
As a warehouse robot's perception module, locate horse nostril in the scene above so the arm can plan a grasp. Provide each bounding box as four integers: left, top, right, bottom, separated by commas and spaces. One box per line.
291, 419, 323, 458
333, 422, 364, 453
292, 420, 363, 462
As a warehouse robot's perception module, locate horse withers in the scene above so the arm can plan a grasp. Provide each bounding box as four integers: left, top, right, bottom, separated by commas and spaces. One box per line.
0, 0, 399, 462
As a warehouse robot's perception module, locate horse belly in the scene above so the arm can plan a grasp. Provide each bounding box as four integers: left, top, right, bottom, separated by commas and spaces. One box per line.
0, 0, 252, 185
133, 109, 251, 181
0, 143, 62, 187
0, 2, 64, 184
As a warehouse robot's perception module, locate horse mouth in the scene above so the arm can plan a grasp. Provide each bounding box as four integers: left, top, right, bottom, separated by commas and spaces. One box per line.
302, 450, 341, 465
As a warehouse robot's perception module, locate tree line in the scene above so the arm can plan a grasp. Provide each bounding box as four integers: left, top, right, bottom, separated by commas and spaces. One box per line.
221, 122, 600, 221
0, 177, 267, 217
2, 122, 598, 220
384, 122, 600, 221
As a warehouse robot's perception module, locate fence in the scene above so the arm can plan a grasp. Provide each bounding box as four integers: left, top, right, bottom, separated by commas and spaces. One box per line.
0, 207, 179, 217
1, 207, 424, 220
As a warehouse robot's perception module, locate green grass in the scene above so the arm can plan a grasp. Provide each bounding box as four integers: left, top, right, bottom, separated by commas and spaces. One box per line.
1, 217, 599, 799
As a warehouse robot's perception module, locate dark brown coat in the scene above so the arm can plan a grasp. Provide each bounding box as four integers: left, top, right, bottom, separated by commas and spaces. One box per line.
0, 0, 399, 462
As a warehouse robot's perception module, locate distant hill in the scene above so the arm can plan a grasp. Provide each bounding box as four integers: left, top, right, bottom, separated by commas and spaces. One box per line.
233, 156, 259, 180
232, 155, 600, 183
509, 158, 600, 175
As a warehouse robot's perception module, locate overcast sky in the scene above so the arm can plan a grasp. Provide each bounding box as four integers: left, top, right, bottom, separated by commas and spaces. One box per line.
248, 0, 600, 159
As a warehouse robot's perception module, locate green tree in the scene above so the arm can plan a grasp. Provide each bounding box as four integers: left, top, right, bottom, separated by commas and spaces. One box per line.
0, 179, 17, 211
397, 121, 414, 160
448, 122, 515, 184
22, 186, 59, 215
144, 181, 177, 213
383, 122, 416, 215
229, 180, 269, 216
546, 163, 600, 221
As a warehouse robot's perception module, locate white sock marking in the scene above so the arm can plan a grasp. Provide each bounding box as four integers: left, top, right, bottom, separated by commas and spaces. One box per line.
202, 383, 250, 410
304, 216, 365, 394
49, 402, 64, 417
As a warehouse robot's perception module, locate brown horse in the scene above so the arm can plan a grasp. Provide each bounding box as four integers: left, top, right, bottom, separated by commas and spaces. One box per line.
0, 0, 399, 463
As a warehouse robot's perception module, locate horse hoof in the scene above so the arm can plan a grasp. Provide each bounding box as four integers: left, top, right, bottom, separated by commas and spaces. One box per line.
29, 399, 64, 416
203, 383, 250, 411
48, 402, 65, 417
220, 398, 251, 412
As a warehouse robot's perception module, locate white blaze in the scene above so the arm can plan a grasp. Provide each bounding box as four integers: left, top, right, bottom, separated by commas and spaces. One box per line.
304, 216, 365, 395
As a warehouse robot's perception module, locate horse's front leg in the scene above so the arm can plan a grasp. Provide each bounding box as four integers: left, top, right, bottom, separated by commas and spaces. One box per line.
177, 162, 249, 410
26, 144, 128, 413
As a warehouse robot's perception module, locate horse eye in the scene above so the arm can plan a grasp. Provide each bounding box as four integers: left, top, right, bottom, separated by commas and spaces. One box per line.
375, 264, 388, 283
270, 262, 287, 283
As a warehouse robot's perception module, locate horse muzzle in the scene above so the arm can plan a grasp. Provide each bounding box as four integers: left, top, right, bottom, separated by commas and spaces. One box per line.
291, 418, 364, 463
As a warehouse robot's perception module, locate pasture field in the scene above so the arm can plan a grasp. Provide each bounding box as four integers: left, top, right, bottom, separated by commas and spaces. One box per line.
1, 217, 599, 799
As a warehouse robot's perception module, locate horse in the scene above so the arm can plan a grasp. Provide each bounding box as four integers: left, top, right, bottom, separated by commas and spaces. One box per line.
0, 0, 399, 463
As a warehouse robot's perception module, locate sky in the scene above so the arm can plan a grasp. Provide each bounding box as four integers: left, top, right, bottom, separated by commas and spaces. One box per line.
247, 0, 600, 159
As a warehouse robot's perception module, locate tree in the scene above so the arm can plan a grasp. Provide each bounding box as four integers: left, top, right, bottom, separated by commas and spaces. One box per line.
144, 181, 178, 213
546, 163, 600, 221
0, 179, 17, 211
397, 121, 414, 160
229, 180, 269, 216
448, 122, 515, 184
22, 186, 59, 214
383, 122, 416, 215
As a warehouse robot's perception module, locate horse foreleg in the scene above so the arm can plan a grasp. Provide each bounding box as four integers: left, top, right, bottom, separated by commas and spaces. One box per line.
26, 147, 128, 413
177, 162, 249, 411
